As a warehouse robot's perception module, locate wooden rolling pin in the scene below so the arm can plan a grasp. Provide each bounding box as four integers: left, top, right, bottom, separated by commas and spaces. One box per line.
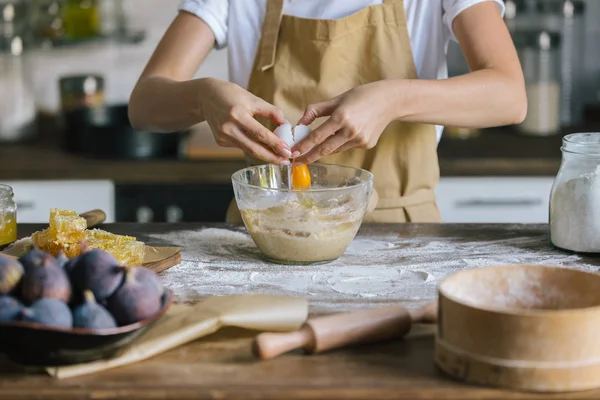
252, 301, 437, 360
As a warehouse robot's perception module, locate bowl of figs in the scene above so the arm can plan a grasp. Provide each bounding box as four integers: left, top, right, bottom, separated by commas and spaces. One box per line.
0, 243, 174, 366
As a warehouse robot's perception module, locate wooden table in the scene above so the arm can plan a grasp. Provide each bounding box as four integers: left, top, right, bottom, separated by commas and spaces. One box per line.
2, 223, 600, 399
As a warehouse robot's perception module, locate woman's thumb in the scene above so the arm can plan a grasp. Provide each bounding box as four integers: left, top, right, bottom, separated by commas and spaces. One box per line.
297, 98, 338, 126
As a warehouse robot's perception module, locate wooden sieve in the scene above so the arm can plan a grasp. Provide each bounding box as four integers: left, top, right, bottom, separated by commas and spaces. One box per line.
435, 264, 600, 393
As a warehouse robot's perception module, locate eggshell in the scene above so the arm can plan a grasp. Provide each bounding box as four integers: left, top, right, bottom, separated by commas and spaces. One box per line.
292, 124, 311, 143
274, 123, 294, 149
293, 124, 313, 156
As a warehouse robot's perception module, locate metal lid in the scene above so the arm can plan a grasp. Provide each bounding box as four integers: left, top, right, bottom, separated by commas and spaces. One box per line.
513, 30, 561, 50
535, 0, 585, 16
504, 0, 527, 20
59, 75, 105, 94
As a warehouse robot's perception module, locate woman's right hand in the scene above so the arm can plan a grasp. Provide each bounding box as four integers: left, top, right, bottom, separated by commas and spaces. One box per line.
199, 78, 291, 164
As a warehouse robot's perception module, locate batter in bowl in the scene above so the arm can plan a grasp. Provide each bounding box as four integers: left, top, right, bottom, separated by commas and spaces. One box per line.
240, 196, 366, 264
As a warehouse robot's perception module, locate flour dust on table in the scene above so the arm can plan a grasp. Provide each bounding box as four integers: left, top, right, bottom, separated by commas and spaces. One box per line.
150, 226, 598, 314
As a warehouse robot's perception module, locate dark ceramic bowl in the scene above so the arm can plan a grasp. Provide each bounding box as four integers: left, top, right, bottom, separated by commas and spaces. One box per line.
0, 290, 174, 366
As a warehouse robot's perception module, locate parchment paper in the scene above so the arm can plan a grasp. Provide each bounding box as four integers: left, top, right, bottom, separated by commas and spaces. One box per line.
1, 236, 180, 265
46, 294, 308, 379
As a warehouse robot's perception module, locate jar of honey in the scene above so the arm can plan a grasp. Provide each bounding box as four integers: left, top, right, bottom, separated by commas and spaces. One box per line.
0, 184, 17, 246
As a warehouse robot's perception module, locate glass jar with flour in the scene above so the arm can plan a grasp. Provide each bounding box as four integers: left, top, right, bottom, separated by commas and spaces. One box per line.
550, 133, 600, 253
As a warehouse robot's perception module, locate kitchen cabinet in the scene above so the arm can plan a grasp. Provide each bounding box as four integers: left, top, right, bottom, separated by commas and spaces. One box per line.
435, 177, 555, 223
1, 180, 115, 223
115, 183, 234, 223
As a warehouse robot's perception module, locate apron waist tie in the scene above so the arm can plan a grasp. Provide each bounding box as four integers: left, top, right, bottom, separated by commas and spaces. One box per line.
374, 188, 436, 210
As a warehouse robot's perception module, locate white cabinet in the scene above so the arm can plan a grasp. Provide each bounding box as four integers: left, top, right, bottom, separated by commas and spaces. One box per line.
435, 177, 555, 223
0, 180, 115, 223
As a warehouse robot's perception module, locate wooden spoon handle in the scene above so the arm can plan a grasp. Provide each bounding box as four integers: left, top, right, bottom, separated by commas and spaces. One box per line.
80, 209, 106, 228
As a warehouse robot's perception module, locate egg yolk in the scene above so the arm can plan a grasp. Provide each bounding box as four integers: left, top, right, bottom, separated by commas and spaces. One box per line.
291, 163, 311, 189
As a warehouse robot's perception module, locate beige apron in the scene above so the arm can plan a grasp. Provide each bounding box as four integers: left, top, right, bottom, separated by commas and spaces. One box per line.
226, 0, 441, 224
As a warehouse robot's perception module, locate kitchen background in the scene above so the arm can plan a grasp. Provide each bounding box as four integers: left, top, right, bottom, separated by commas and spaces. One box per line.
0, 0, 599, 224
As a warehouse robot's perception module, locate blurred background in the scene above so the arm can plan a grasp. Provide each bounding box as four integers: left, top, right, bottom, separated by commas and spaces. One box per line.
0, 0, 598, 224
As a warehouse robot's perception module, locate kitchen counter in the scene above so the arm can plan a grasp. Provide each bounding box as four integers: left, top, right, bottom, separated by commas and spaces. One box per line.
2, 222, 600, 399
2, 121, 594, 184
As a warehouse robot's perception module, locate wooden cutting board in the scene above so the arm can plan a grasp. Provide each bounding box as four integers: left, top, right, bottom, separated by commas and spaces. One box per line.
2, 210, 182, 274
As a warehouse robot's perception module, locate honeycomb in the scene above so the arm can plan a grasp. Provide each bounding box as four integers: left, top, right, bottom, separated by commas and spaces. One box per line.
31, 208, 145, 266
48, 208, 86, 243
84, 229, 145, 266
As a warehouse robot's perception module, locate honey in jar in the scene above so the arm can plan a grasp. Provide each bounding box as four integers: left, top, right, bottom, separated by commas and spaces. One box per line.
0, 184, 17, 246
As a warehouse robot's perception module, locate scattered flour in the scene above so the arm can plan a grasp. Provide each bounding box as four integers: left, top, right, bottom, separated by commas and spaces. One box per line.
150, 226, 600, 314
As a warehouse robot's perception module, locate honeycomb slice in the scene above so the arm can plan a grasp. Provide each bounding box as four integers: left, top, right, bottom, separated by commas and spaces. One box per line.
30, 209, 146, 266
32, 228, 83, 258
48, 208, 87, 243
84, 229, 145, 266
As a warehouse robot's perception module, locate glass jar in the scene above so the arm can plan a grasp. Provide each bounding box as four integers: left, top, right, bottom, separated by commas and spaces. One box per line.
549, 133, 600, 253
515, 30, 562, 136
0, 35, 37, 142
535, 0, 586, 127
0, 184, 17, 246
62, 0, 101, 41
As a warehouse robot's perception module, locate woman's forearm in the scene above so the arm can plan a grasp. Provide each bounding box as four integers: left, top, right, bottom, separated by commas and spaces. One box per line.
129, 76, 210, 133
390, 69, 527, 129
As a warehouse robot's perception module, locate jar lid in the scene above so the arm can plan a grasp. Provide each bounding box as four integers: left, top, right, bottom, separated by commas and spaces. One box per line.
59, 75, 105, 94
513, 30, 561, 51
535, 0, 585, 16
504, 0, 527, 19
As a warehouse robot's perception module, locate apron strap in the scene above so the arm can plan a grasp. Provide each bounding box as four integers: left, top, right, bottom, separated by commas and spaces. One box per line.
257, 0, 285, 72
376, 188, 436, 210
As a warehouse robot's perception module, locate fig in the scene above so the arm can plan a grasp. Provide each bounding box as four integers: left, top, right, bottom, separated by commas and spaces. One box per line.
134, 267, 164, 297
69, 249, 124, 301
18, 246, 57, 274
56, 251, 69, 269
21, 298, 72, 328
107, 267, 163, 326
0, 295, 23, 322
20, 257, 72, 304
73, 290, 117, 330
0, 254, 24, 295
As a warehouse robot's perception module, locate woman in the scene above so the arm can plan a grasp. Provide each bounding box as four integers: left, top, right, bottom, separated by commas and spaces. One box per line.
129, 0, 527, 223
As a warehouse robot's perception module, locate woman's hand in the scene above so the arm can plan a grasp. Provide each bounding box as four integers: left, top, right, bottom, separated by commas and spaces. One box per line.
292, 81, 399, 164
200, 78, 292, 164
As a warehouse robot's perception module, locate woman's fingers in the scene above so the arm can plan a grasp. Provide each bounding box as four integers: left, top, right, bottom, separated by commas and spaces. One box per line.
297, 98, 339, 126
296, 128, 351, 164
230, 124, 290, 165
238, 113, 292, 158
291, 118, 341, 157
253, 99, 287, 126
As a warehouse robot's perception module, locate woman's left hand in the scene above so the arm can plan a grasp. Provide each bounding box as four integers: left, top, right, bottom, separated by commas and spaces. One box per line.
292, 80, 399, 164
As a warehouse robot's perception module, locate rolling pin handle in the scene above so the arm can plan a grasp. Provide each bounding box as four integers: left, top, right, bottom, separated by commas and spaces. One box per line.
80, 209, 106, 228
252, 325, 315, 360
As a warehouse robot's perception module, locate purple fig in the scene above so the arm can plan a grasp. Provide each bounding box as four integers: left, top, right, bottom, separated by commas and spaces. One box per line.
56, 251, 69, 269
73, 290, 117, 330
21, 298, 72, 328
0, 254, 24, 295
69, 249, 124, 301
20, 257, 72, 304
0, 295, 23, 322
134, 267, 164, 297
107, 267, 163, 326
18, 246, 57, 274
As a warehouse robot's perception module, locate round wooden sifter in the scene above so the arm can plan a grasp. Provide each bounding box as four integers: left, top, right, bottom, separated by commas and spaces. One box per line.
435, 264, 600, 393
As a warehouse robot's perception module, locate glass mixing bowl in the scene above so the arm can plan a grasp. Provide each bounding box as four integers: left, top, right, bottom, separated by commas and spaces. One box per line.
232, 163, 374, 265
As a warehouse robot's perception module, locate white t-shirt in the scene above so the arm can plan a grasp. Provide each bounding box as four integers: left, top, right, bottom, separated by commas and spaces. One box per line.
179, 0, 505, 142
